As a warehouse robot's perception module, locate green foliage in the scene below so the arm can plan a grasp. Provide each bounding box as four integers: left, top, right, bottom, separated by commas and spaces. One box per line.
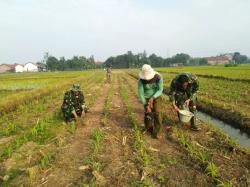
92, 128, 105, 156
46, 55, 100, 71
206, 162, 218, 177
216, 179, 233, 187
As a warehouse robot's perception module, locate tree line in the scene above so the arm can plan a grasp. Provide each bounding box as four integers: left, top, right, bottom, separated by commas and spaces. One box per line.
104, 51, 207, 69
45, 51, 249, 71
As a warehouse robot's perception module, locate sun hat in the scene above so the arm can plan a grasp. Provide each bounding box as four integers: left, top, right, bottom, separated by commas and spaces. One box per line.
139, 64, 156, 80
71, 84, 81, 92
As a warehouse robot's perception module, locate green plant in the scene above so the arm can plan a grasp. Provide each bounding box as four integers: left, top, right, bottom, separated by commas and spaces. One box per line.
206, 162, 218, 177
198, 150, 210, 163
38, 152, 55, 169
216, 179, 233, 187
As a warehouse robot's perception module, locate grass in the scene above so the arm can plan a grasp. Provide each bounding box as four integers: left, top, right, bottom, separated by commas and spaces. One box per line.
37, 151, 56, 169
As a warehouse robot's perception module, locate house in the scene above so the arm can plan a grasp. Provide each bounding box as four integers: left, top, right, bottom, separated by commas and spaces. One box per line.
36, 62, 47, 72
23, 62, 38, 72
206, 55, 230, 65
0, 64, 15, 73
15, 64, 24, 73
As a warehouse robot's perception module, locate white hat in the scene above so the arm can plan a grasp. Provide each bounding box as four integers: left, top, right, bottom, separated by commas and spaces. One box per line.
139, 64, 156, 80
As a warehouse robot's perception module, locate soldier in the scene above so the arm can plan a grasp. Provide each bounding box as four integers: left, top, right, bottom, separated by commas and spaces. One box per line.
106, 65, 112, 83
138, 64, 164, 139
61, 84, 88, 123
169, 72, 200, 131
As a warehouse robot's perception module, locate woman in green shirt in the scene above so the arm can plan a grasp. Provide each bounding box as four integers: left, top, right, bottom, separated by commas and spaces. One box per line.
138, 64, 164, 139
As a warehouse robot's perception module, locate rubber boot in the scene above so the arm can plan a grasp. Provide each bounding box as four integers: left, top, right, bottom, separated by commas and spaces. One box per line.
190, 111, 200, 131
144, 112, 153, 134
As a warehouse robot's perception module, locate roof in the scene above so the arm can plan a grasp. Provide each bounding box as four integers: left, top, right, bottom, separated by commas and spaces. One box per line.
206, 56, 229, 61
0, 64, 16, 68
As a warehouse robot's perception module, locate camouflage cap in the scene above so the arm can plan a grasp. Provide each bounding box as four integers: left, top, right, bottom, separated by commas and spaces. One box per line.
71, 84, 81, 92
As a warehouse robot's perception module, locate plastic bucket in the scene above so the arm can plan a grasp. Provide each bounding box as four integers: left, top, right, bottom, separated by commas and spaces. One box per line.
178, 110, 194, 123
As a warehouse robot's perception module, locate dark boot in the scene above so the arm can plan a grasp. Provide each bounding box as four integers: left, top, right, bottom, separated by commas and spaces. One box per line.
190, 111, 200, 131
144, 112, 153, 133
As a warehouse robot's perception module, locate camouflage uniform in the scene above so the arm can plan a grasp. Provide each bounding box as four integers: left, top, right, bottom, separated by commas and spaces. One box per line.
169, 72, 199, 128
106, 67, 112, 82
61, 84, 85, 122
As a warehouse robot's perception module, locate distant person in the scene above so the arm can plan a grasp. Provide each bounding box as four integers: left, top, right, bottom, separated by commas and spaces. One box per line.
138, 64, 164, 139
169, 72, 200, 131
61, 84, 88, 123
106, 65, 112, 83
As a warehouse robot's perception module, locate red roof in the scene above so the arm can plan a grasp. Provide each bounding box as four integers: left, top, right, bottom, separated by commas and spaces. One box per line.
207, 56, 229, 61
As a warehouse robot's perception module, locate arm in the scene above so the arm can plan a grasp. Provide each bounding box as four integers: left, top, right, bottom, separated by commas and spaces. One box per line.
138, 80, 146, 105
169, 80, 176, 102
152, 77, 163, 99
169, 80, 180, 111
189, 79, 199, 101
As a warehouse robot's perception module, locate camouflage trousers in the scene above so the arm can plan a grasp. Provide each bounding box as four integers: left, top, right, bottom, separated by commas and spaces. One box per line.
174, 92, 197, 128
61, 106, 83, 122
144, 96, 163, 137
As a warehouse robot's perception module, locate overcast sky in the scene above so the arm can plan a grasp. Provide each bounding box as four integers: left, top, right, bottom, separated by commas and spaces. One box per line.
1, 0, 250, 63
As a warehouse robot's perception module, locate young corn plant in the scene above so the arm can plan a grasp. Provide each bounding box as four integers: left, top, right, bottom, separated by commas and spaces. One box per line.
38, 151, 56, 169
206, 162, 218, 178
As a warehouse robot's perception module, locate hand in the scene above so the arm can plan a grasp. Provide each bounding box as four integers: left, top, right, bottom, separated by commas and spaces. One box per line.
172, 103, 180, 112
72, 111, 78, 119
184, 99, 190, 106
146, 105, 152, 113
148, 97, 154, 105
148, 97, 154, 109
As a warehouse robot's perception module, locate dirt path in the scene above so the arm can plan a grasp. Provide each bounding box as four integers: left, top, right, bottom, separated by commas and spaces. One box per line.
92, 74, 140, 186
30, 83, 110, 186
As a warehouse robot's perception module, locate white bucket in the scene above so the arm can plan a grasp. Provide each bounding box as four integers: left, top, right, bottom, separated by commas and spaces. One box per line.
178, 110, 194, 123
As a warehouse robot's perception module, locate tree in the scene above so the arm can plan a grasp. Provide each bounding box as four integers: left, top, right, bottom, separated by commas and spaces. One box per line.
46, 56, 59, 71
172, 53, 190, 65
233, 52, 248, 64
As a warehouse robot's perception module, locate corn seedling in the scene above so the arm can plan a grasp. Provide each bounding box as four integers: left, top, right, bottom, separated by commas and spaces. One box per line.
206, 162, 218, 178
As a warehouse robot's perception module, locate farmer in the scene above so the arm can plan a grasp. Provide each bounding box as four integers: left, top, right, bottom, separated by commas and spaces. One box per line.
169, 72, 200, 131
138, 64, 164, 139
106, 65, 112, 83
61, 84, 88, 123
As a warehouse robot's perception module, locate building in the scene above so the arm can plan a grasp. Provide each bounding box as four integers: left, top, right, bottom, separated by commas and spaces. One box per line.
0, 64, 15, 73
23, 62, 38, 72
206, 55, 230, 65
15, 64, 24, 73
36, 62, 47, 72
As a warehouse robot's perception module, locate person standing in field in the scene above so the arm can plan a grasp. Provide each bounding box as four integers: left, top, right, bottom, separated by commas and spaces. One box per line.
106, 65, 112, 83
169, 72, 200, 131
138, 64, 164, 139
61, 84, 88, 123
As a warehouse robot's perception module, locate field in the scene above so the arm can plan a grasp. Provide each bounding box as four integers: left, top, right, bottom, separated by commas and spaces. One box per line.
0, 69, 250, 186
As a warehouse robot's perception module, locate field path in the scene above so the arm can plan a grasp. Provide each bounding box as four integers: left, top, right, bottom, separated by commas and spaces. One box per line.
92, 74, 140, 186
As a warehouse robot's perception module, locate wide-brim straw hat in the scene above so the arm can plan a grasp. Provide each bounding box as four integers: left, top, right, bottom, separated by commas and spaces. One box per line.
139, 64, 156, 80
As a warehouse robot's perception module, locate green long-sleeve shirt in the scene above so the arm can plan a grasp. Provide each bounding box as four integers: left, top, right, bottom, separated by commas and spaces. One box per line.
138, 74, 163, 105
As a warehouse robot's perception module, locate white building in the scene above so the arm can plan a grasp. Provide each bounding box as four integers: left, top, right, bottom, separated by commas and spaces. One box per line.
15, 64, 24, 73
23, 63, 38, 72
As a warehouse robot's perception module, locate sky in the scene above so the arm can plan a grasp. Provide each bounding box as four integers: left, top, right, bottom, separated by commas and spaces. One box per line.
1, 0, 250, 63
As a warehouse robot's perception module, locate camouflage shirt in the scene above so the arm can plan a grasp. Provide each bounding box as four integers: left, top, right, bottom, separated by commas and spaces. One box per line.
169, 72, 199, 102
61, 90, 85, 116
